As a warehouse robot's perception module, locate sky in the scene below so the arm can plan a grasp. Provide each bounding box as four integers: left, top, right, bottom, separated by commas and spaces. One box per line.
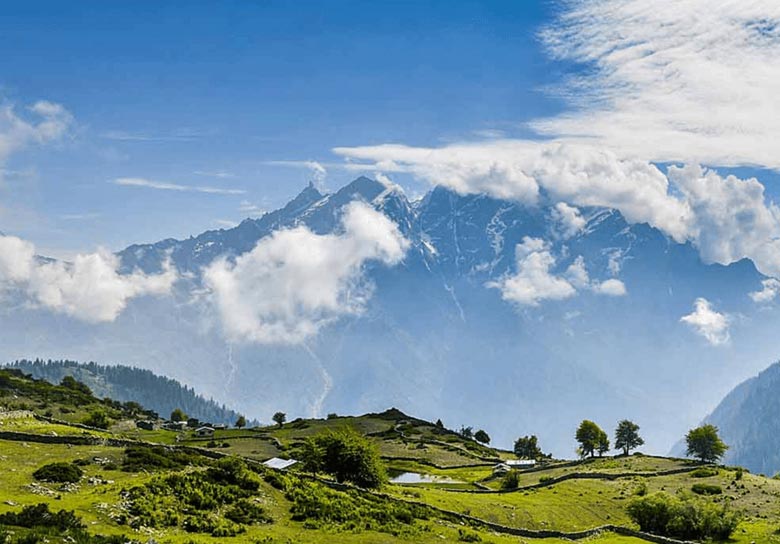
3, 0, 780, 318
0, 0, 569, 257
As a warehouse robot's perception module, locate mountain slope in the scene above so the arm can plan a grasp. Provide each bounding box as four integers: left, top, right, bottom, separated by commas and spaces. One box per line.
681, 361, 780, 476
0, 176, 776, 456
5, 359, 252, 426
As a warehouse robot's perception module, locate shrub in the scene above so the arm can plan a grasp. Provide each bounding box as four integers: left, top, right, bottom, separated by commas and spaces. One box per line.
539, 475, 554, 485
122, 445, 202, 472
0, 503, 84, 530
32, 462, 83, 483
691, 483, 722, 495
286, 478, 428, 535
691, 467, 719, 478
627, 492, 740, 540
500, 471, 520, 490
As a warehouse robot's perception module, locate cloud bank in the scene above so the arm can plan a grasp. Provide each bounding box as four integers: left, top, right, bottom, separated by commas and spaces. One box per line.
0, 235, 177, 322
537, 0, 780, 169
204, 201, 409, 344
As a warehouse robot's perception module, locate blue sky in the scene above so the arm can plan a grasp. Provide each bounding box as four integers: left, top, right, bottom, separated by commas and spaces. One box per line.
3, 0, 780, 266
1, 0, 572, 256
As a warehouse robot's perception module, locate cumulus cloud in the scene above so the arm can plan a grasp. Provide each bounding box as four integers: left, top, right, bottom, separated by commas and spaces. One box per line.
750, 278, 780, 303
551, 202, 586, 238
680, 298, 730, 345
203, 201, 409, 344
536, 0, 780, 169
0, 100, 73, 179
0, 235, 177, 322
488, 237, 626, 307
335, 141, 692, 242
112, 177, 245, 195
593, 278, 628, 297
668, 165, 780, 276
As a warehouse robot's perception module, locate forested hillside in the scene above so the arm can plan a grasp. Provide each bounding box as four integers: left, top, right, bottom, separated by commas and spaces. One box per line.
6, 359, 253, 426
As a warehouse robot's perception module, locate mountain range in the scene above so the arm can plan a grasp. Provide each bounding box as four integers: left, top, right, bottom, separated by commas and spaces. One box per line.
1, 176, 778, 456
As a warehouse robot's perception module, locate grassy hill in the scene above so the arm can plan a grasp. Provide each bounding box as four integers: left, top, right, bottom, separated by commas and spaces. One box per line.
1, 368, 780, 544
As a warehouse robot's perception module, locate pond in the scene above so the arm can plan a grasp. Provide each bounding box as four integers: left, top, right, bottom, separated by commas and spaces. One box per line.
389, 471, 464, 484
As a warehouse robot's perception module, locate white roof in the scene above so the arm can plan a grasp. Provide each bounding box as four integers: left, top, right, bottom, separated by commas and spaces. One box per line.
196, 426, 214, 432
263, 457, 298, 470
506, 459, 536, 466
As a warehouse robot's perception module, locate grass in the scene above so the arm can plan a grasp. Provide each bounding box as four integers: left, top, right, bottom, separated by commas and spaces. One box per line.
2, 371, 780, 543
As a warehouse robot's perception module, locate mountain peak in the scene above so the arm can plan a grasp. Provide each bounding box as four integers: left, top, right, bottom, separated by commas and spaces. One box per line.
336, 176, 390, 203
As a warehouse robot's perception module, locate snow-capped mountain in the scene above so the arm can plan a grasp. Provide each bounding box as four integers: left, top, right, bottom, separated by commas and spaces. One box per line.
1, 176, 776, 456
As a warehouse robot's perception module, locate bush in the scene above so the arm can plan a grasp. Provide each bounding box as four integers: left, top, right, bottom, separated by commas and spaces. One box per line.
286, 478, 429, 535
122, 445, 202, 472
627, 492, 740, 540
32, 462, 83, 483
691, 483, 722, 495
539, 475, 554, 485
500, 471, 520, 490
691, 467, 719, 478
0, 503, 84, 530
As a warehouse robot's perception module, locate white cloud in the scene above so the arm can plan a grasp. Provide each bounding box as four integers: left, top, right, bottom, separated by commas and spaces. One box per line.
0, 235, 177, 322
334, 141, 692, 242
668, 165, 780, 277
680, 298, 730, 345
551, 202, 586, 238
488, 237, 576, 306
750, 278, 780, 303
536, 0, 780, 170
593, 278, 628, 297
0, 100, 73, 179
488, 237, 626, 307
203, 201, 409, 344
112, 177, 245, 195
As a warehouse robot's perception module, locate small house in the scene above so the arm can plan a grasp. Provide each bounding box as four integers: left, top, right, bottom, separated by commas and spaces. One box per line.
195, 426, 215, 438
262, 457, 298, 470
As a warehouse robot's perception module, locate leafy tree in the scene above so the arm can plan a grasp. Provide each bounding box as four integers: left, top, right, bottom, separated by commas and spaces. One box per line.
575, 420, 607, 458
83, 409, 110, 429
514, 435, 543, 459
597, 431, 610, 457
474, 429, 490, 444
123, 401, 145, 417
300, 428, 387, 488
459, 425, 474, 440
272, 411, 287, 428
170, 408, 187, 422
615, 419, 644, 456
686, 424, 728, 463
435, 419, 444, 428
235, 415, 246, 429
